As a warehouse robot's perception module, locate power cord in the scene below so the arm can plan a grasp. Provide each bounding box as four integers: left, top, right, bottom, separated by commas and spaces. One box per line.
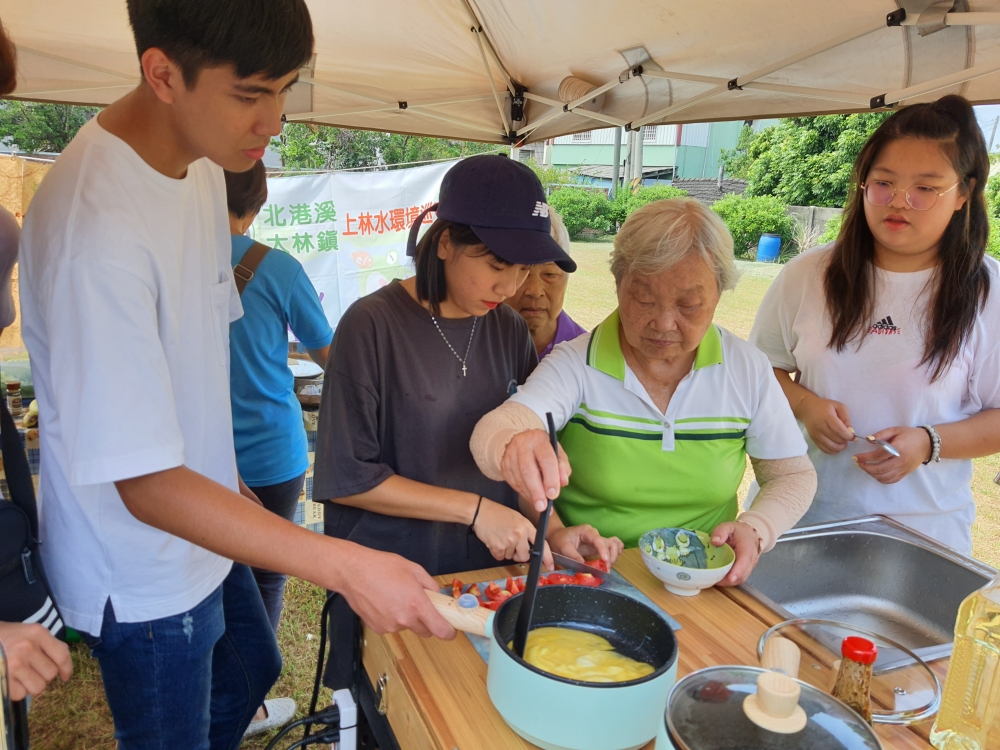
265, 593, 352, 750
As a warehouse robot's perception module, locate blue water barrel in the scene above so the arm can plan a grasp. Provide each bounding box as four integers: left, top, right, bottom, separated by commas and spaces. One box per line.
756, 233, 781, 263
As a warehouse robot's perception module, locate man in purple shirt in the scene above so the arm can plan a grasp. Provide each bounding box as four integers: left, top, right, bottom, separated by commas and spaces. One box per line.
506, 209, 587, 358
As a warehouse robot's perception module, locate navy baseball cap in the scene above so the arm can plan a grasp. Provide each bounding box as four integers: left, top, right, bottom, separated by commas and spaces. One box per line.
406, 155, 576, 272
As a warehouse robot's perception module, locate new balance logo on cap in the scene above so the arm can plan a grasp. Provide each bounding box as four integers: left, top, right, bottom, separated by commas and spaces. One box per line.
868, 316, 901, 335
531, 201, 549, 218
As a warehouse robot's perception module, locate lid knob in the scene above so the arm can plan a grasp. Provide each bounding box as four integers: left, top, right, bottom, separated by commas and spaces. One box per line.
761, 636, 800, 677
743, 672, 808, 733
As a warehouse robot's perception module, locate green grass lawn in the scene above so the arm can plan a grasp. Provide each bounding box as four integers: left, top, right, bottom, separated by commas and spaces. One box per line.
26, 241, 999, 748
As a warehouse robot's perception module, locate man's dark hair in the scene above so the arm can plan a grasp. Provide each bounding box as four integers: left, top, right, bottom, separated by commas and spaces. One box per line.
126, 0, 313, 87
224, 161, 268, 219
0, 22, 17, 97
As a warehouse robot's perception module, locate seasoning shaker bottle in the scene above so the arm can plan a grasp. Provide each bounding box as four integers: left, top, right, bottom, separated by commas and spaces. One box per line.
831, 636, 878, 725
5, 381, 22, 417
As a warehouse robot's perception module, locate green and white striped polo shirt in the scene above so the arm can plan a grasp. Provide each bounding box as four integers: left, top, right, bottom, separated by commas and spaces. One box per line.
509, 309, 806, 547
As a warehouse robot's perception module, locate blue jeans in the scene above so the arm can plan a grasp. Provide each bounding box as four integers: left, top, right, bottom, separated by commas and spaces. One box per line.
83, 563, 282, 750
248, 473, 305, 634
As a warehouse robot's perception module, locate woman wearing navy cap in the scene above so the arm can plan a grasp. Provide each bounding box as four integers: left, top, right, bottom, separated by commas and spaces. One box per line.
314, 155, 622, 688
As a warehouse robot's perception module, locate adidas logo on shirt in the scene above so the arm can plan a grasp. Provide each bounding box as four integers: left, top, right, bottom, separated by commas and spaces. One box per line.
531, 201, 549, 218
868, 315, 901, 335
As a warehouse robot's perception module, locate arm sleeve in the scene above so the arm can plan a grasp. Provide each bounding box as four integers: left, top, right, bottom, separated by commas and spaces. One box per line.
46, 259, 185, 486
507, 340, 586, 432
471, 401, 546, 480
285, 266, 333, 350
744, 355, 809, 460
738, 455, 816, 552
311, 307, 393, 501
749, 266, 798, 372
470, 340, 586, 480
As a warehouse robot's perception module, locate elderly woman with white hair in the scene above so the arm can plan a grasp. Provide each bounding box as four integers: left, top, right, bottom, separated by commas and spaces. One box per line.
471, 198, 817, 584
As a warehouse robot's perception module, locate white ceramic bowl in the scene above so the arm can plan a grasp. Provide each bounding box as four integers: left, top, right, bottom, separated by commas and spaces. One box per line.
638, 528, 735, 597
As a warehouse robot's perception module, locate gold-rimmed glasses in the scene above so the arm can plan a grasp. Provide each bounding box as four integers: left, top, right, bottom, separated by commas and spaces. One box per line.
861, 180, 960, 211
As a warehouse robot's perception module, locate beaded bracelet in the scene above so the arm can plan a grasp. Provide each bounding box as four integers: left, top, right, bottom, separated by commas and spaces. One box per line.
920, 424, 941, 464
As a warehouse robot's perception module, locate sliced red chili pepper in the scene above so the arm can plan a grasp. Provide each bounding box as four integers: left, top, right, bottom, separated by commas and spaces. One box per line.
547, 573, 577, 585
484, 581, 502, 601
451, 579, 463, 599
573, 572, 602, 587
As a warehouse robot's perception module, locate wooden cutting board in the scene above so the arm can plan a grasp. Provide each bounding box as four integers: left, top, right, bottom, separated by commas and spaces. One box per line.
361, 549, 936, 750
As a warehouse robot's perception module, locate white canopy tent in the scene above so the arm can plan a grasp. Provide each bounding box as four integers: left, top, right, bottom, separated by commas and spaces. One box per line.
4, 1, 1000, 144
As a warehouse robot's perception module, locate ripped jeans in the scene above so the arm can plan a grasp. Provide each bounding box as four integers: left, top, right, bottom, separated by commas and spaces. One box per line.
82, 564, 282, 750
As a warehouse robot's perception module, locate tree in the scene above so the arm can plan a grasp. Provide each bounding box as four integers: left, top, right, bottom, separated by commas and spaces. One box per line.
720, 113, 892, 208
270, 123, 498, 170
0, 102, 98, 153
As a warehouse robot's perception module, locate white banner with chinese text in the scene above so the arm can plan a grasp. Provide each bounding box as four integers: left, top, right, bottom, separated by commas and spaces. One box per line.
248, 160, 453, 333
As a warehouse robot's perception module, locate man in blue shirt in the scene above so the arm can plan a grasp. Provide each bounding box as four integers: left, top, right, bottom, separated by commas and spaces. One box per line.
225, 161, 332, 736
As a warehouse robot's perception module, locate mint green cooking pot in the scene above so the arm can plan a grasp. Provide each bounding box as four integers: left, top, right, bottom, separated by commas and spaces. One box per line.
430, 584, 678, 750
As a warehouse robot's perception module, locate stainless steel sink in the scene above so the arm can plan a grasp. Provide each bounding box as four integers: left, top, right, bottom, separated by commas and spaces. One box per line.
740, 516, 997, 673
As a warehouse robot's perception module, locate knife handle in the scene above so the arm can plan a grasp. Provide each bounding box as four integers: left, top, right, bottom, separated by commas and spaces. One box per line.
426, 590, 490, 637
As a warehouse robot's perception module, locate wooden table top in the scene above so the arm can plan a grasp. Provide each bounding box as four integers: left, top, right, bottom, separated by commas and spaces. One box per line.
361, 548, 938, 750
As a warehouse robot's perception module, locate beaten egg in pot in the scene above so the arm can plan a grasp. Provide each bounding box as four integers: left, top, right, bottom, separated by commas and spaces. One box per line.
517, 627, 655, 683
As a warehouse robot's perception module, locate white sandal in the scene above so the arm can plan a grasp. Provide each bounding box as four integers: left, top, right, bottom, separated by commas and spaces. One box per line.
242, 697, 297, 740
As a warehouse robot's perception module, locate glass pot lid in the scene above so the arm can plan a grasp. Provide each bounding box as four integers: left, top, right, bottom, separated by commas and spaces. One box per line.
666, 666, 883, 750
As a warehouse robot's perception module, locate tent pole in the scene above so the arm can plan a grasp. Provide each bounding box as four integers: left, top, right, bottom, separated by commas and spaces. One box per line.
876, 57, 1000, 106
470, 27, 511, 134
290, 95, 495, 123
458, 0, 516, 91
15, 45, 138, 81
406, 107, 506, 137
623, 130, 633, 187
701, 123, 711, 178
14, 82, 138, 98
642, 69, 870, 107
611, 126, 622, 198
522, 92, 627, 128
633, 18, 885, 127
635, 126, 644, 186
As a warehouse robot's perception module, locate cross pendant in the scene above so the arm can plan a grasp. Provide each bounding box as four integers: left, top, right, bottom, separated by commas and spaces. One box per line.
462, 364, 467, 377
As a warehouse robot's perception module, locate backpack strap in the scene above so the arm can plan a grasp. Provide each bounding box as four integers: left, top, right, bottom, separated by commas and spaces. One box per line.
233, 241, 271, 296
0, 398, 37, 540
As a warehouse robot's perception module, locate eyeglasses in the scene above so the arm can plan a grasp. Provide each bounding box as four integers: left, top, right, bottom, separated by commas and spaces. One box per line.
861, 180, 960, 211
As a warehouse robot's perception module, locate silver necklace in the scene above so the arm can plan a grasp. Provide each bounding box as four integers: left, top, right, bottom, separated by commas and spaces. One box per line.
430, 315, 476, 377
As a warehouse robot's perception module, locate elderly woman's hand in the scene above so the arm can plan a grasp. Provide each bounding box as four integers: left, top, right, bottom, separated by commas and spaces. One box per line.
547, 524, 624, 567
500, 429, 572, 513
710, 521, 762, 586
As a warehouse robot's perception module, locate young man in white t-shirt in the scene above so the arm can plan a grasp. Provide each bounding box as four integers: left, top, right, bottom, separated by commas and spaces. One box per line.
18, 1, 453, 746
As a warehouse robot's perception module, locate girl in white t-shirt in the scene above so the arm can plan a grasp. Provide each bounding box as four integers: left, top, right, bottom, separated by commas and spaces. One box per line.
750, 95, 1000, 554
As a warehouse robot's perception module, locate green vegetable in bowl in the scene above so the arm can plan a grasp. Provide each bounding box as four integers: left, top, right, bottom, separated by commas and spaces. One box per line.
641, 528, 712, 569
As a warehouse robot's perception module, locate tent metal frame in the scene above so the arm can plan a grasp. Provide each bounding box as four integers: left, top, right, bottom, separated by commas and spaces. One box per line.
13, 5, 1000, 143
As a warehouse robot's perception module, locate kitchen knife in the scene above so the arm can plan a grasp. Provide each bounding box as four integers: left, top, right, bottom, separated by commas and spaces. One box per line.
551, 552, 609, 580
